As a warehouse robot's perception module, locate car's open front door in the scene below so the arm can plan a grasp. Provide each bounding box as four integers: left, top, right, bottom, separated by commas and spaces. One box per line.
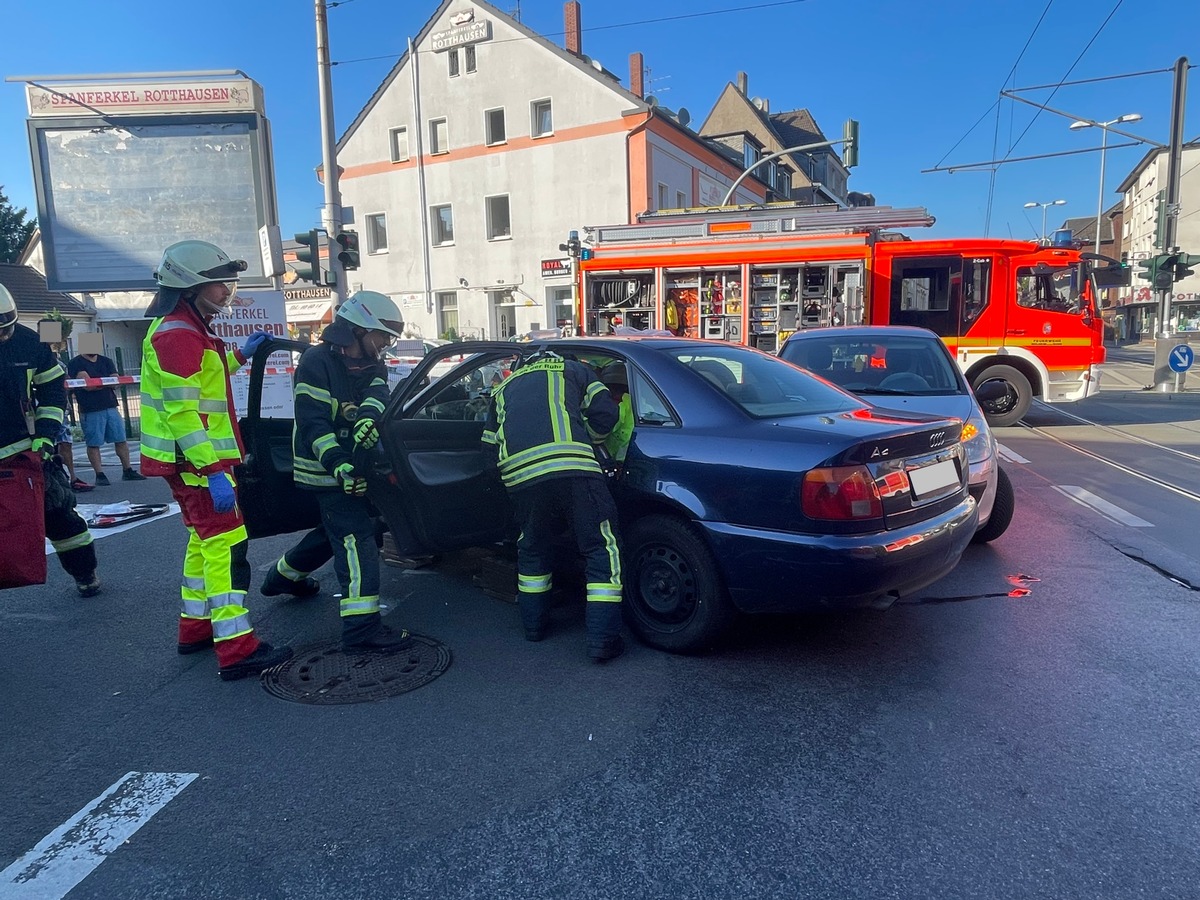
371, 342, 527, 554
235, 338, 322, 539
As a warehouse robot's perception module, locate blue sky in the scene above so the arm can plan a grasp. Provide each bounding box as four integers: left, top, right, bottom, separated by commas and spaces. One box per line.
2, 0, 1195, 244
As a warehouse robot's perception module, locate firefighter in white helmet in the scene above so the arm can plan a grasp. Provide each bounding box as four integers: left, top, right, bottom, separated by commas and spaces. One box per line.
140, 240, 292, 680
265, 290, 415, 651
0, 284, 100, 595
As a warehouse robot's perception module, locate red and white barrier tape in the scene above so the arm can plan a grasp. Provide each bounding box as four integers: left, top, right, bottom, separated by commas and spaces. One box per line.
65, 375, 140, 389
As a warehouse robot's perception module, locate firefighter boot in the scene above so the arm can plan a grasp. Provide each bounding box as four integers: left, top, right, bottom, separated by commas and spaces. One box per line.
586, 601, 625, 662
517, 591, 549, 642
218, 642, 294, 681
343, 613, 413, 652
261, 565, 321, 598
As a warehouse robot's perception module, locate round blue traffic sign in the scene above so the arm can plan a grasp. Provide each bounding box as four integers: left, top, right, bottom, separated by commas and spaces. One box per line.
1168, 344, 1194, 373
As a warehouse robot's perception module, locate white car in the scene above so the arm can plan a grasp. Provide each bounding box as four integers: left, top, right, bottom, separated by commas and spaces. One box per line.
780, 325, 1014, 543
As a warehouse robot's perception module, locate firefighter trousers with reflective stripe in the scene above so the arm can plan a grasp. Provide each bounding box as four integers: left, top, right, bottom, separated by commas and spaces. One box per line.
165, 473, 259, 667
46, 499, 97, 583
317, 491, 387, 644
510, 476, 623, 647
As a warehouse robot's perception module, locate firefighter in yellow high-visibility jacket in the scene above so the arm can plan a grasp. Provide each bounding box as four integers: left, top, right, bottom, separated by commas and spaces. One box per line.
140, 241, 292, 681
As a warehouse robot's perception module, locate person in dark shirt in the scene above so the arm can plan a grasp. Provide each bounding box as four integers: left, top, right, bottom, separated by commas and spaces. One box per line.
68, 347, 145, 486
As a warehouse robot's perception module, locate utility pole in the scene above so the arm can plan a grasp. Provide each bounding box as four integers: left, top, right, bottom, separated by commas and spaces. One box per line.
1155, 56, 1188, 340
315, 0, 345, 304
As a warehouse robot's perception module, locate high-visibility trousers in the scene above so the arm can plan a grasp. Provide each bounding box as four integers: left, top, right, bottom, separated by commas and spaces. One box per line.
510, 477, 623, 646
165, 472, 258, 667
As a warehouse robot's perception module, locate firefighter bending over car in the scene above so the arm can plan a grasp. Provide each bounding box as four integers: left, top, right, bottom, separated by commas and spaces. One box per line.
141, 241, 292, 681
272, 290, 412, 651
482, 349, 625, 661
0, 284, 100, 595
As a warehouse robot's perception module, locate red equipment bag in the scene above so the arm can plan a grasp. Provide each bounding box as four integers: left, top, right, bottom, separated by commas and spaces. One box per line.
0, 451, 48, 589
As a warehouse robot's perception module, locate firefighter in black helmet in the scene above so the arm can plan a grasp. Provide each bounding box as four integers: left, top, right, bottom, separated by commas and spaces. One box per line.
482, 348, 624, 661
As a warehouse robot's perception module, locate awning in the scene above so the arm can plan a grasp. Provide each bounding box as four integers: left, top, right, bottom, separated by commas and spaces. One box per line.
286, 299, 333, 322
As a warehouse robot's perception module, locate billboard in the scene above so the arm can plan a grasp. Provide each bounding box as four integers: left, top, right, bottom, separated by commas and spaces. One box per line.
22, 76, 278, 293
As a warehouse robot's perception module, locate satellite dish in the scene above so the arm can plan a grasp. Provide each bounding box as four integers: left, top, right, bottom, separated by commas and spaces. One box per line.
677, 107, 691, 127
751, 97, 764, 109
591, 58, 603, 72
646, 95, 659, 108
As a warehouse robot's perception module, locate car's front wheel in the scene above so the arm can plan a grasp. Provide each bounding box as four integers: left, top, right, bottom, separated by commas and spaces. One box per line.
972, 466, 1014, 544
623, 515, 736, 653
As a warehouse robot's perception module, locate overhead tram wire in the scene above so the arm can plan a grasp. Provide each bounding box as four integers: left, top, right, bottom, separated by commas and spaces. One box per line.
331, 0, 812, 67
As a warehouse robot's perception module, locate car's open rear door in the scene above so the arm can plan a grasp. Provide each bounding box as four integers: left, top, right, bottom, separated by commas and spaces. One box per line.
235, 338, 322, 539
372, 342, 527, 554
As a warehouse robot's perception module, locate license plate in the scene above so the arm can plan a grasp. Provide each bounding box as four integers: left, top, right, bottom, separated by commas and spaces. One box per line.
909, 459, 959, 497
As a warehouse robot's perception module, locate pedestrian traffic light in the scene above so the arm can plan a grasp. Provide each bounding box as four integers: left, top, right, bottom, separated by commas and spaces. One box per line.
335, 231, 360, 271
1174, 252, 1199, 282
293, 229, 322, 285
842, 119, 860, 168
580, 247, 593, 261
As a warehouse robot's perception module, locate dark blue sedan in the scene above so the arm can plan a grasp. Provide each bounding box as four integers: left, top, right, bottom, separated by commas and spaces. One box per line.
239, 337, 978, 653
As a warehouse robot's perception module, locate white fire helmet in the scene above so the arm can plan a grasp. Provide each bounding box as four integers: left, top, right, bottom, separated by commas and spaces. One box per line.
336, 290, 404, 338
154, 240, 247, 291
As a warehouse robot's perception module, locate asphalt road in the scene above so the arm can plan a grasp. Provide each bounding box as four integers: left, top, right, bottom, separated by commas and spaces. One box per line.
3, 379, 1200, 898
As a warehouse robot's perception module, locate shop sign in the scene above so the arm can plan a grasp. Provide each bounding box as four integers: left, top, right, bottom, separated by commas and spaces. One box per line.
541, 258, 572, 278
26, 78, 261, 117
431, 12, 492, 52
284, 286, 332, 301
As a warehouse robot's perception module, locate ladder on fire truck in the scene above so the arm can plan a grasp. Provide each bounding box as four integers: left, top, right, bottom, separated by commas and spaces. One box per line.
585, 203, 936, 246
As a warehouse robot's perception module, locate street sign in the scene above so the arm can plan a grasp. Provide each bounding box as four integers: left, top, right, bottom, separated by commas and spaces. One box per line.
1167, 344, 1194, 373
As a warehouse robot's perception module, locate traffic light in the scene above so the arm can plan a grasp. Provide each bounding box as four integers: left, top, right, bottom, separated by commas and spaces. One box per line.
842, 119, 860, 168
580, 247, 594, 261
1174, 252, 1199, 282
335, 231, 360, 271
293, 229, 322, 285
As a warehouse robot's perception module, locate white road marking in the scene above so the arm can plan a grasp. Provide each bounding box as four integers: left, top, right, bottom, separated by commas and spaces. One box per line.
0, 771, 197, 899
996, 443, 1029, 464
1053, 486, 1154, 527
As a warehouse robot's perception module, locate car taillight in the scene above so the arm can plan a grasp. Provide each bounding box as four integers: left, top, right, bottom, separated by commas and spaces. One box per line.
801, 465, 883, 520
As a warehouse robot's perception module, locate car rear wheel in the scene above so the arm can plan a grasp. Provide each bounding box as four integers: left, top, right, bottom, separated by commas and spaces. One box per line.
624, 515, 736, 653
973, 365, 1032, 427
972, 466, 1014, 544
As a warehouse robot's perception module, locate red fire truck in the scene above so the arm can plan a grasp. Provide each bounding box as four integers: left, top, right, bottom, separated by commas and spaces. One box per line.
576, 203, 1109, 426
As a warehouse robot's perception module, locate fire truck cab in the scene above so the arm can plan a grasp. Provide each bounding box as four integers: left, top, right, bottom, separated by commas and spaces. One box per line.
578, 203, 1106, 426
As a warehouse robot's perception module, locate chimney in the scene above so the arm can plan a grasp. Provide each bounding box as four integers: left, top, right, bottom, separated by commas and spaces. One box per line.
564, 1, 582, 56
629, 52, 645, 99
736, 71, 748, 95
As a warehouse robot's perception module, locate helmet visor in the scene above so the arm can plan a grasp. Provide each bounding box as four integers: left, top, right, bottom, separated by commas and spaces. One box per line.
198, 259, 248, 281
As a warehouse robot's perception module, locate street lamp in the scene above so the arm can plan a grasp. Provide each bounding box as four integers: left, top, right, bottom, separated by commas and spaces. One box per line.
1023, 199, 1067, 244
1069, 113, 1142, 255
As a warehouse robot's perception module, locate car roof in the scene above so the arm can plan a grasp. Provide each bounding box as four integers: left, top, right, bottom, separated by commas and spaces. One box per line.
783, 325, 941, 343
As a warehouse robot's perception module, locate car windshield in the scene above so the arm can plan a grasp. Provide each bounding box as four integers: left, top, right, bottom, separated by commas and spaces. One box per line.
781, 336, 962, 396
664, 345, 861, 418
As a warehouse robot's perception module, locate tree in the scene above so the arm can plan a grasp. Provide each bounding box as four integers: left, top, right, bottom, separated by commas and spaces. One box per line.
0, 185, 35, 264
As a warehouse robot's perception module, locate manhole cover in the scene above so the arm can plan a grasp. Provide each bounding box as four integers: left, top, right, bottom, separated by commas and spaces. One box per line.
261, 634, 451, 705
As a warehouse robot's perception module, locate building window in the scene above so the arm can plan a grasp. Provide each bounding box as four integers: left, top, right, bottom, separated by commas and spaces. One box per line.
676, 190, 687, 209
779, 172, 792, 199
431, 204, 454, 246
430, 117, 449, 155
486, 195, 511, 240
389, 126, 409, 162
657, 183, 669, 210
448, 49, 460, 77
366, 213, 388, 254
437, 292, 459, 341
465, 45, 477, 73
485, 108, 506, 145
531, 99, 553, 138
743, 143, 757, 171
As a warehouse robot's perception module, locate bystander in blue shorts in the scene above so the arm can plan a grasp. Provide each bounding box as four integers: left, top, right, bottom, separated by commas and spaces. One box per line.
82, 407, 127, 447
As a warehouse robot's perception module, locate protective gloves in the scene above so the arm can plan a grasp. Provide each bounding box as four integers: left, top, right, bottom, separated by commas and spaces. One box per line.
207, 470, 237, 514
241, 331, 272, 359
353, 417, 380, 450
335, 462, 368, 497
31, 436, 56, 462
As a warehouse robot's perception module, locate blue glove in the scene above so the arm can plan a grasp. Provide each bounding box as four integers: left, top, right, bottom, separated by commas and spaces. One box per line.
208, 470, 237, 514
241, 331, 272, 359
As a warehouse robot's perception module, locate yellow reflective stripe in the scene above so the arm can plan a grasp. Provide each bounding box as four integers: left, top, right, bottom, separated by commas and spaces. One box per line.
340, 596, 379, 617
312, 433, 340, 460
198, 399, 227, 413
277, 559, 310, 580
162, 386, 201, 402
177, 429, 209, 451
583, 381, 607, 406
180, 598, 209, 618
360, 397, 385, 414
343, 533, 361, 599
141, 433, 176, 454
32, 363, 65, 385
499, 441, 596, 472
586, 583, 623, 603
294, 470, 338, 486
601, 519, 621, 584
296, 383, 333, 406
212, 611, 253, 640
481, 429, 498, 446
36, 406, 65, 423
210, 437, 239, 453
0, 437, 33, 457
518, 573, 553, 593
50, 530, 94, 553
504, 456, 602, 486
547, 368, 568, 443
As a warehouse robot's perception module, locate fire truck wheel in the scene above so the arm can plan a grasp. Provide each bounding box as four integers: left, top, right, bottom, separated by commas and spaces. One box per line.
624, 515, 737, 654
972, 466, 1014, 544
973, 365, 1031, 427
